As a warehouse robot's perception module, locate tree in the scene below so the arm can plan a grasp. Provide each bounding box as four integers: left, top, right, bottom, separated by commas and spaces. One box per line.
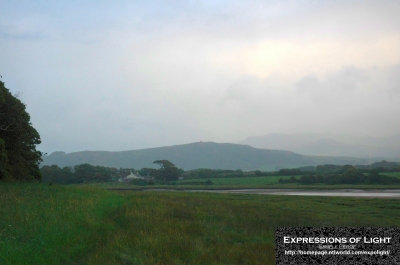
41, 165, 78, 184
153, 160, 175, 169
153, 160, 181, 181
0, 80, 42, 181
73, 163, 113, 183
139, 167, 159, 178
0, 138, 10, 179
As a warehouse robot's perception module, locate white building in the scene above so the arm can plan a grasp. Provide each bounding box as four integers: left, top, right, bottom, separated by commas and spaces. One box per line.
125, 172, 142, 180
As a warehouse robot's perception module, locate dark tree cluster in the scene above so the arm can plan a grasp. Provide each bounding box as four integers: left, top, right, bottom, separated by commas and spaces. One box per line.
0, 81, 42, 181
276, 161, 400, 178
183, 168, 244, 179
74, 163, 116, 183
355, 160, 400, 173
41, 160, 184, 184
41, 163, 135, 184
41, 165, 76, 184
279, 165, 400, 185
278, 168, 303, 176
152, 160, 183, 181
315, 164, 344, 174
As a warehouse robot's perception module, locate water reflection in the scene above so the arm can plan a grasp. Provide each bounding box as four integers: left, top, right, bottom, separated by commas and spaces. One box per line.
190, 189, 400, 198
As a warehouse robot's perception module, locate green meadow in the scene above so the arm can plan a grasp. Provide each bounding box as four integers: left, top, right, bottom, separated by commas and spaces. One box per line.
1, 183, 399, 264
179, 175, 288, 185
172, 171, 400, 190
385, 172, 400, 178
154, 174, 400, 190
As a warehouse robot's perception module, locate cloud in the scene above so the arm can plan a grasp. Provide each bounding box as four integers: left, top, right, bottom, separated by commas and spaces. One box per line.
213, 35, 400, 83
387, 64, 400, 96
1, 0, 400, 153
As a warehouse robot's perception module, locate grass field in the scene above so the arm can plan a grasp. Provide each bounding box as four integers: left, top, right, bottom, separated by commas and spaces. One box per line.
103, 182, 400, 191
1, 183, 400, 264
171, 174, 400, 190
179, 175, 291, 185
385, 172, 400, 178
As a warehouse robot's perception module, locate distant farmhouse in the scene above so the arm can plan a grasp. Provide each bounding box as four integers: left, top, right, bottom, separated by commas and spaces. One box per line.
125, 172, 142, 180
118, 172, 142, 183
120, 171, 154, 183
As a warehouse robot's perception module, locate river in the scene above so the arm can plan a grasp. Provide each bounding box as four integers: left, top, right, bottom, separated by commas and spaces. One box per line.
183, 189, 400, 198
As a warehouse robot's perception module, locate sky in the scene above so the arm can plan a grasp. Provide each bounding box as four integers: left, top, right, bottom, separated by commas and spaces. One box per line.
1, 0, 400, 154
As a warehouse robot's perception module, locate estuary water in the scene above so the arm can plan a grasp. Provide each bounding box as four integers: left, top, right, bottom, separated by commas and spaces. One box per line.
186, 189, 400, 198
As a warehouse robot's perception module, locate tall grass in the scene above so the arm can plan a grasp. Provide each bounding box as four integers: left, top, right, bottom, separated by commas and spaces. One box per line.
1, 184, 399, 264
0, 183, 126, 264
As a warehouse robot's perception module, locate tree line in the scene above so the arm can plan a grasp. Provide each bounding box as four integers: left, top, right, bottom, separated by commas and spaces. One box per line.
41, 160, 184, 184
40, 160, 400, 185
279, 165, 400, 185
41, 164, 135, 184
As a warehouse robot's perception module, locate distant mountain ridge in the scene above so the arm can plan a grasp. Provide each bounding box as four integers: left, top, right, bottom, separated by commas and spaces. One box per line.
239, 133, 400, 159
41, 142, 381, 171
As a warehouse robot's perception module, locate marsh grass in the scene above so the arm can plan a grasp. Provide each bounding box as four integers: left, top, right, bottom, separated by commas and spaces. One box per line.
1, 184, 399, 264
0, 183, 126, 264
175, 174, 400, 190
179, 175, 290, 185
86, 174, 400, 190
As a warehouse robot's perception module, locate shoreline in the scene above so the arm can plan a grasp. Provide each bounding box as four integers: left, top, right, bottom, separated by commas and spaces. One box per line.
108, 188, 400, 198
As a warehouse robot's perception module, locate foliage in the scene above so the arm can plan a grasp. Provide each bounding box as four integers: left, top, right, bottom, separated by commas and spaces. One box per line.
41, 160, 183, 184
0, 81, 42, 181
315, 164, 343, 174
254, 170, 263, 176
184, 168, 248, 179
40, 159, 400, 186
0, 138, 9, 179
74, 163, 114, 183
355, 160, 400, 172
41, 164, 135, 184
278, 168, 303, 176
138, 167, 159, 178
279, 165, 400, 185
152, 160, 182, 181
153, 159, 175, 169
180, 161, 400, 181
41, 165, 77, 184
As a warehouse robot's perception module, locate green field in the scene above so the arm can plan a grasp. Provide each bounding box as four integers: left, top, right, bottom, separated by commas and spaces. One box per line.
385, 172, 400, 178
179, 175, 290, 185
172, 174, 400, 190
1, 183, 399, 264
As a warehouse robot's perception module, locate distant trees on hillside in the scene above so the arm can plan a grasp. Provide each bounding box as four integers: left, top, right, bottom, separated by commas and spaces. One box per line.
41, 164, 134, 184
40, 159, 400, 185
279, 165, 400, 185
41, 160, 184, 184
41, 165, 75, 184
183, 169, 245, 179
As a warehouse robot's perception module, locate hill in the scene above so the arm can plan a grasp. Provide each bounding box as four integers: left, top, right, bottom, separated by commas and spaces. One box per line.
239, 133, 400, 158
41, 142, 379, 171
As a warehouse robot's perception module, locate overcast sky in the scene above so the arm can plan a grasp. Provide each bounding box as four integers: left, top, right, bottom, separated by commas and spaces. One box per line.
1, 0, 400, 153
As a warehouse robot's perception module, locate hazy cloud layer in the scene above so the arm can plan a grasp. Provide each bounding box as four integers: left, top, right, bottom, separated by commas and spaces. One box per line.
1, 0, 399, 153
